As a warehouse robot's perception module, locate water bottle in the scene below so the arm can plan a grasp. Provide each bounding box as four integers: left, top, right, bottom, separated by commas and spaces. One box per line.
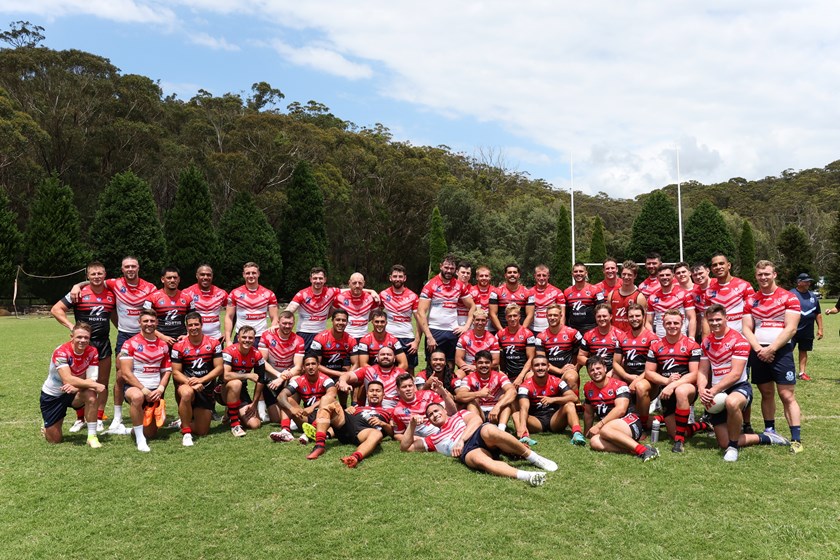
651, 419, 661, 443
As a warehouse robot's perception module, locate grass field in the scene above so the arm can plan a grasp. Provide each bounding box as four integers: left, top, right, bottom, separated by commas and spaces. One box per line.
1, 316, 839, 560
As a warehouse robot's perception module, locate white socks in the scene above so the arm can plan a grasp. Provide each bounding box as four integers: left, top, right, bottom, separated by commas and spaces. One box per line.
133, 425, 150, 452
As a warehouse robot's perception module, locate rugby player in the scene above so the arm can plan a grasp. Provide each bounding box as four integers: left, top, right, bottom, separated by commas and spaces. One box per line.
471, 266, 497, 330
564, 262, 605, 334
400, 403, 558, 486
354, 309, 408, 370
674, 261, 694, 292
416, 349, 458, 394
224, 261, 279, 347
535, 304, 582, 394
689, 262, 711, 340
285, 267, 340, 351
40, 322, 105, 447
577, 303, 623, 375
310, 309, 358, 380
379, 264, 421, 373
455, 308, 500, 374
258, 310, 306, 420
270, 354, 337, 443
391, 373, 457, 440
609, 260, 647, 334
335, 272, 379, 340
454, 350, 517, 431
455, 260, 473, 328
531, 264, 566, 335
611, 303, 658, 428
144, 266, 193, 346
490, 263, 534, 331
517, 355, 585, 445
742, 260, 804, 453
594, 258, 620, 299
646, 264, 696, 338
170, 312, 223, 446
51, 261, 115, 432
221, 325, 266, 437
119, 310, 172, 452
584, 355, 658, 461
638, 252, 662, 299
337, 346, 404, 408
496, 303, 536, 386
699, 305, 790, 461
181, 264, 227, 340
417, 254, 475, 363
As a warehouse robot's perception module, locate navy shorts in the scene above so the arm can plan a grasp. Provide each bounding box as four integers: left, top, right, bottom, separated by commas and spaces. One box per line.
90, 337, 113, 360
532, 407, 559, 432
428, 329, 458, 362
791, 333, 814, 352
398, 337, 419, 369
40, 391, 78, 428
116, 330, 134, 354
459, 423, 501, 465
707, 381, 753, 426
297, 331, 317, 352
750, 344, 796, 385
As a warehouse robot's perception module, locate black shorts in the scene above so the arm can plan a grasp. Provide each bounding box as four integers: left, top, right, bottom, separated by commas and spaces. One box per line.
532, 407, 559, 432
428, 329, 458, 362
334, 413, 371, 445
791, 333, 814, 352
750, 344, 797, 385
707, 382, 753, 426
116, 330, 134, 354
460, 423, 500, 465
398, 337, 419, 369
90, 337, 113, 360
661, 391, 696, 417
191, 389, 216, 411
297, 331, 317, 352
621, 413, 644, 441
40, 391, 77, 428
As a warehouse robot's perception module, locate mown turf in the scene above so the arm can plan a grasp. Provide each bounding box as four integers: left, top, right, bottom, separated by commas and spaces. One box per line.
1, 315, 839, 560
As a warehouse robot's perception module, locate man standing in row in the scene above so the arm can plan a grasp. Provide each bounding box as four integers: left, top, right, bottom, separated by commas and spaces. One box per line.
417, 254, 475, 364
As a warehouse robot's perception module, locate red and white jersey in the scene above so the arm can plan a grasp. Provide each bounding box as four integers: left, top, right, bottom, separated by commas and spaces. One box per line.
42, 342, 99, 397
705, 277, 755, 332
455, 369, 511, 408
171, 335, 222, 379
354, 332, 405, 364
119, 334, 172, 389
144, 288, 193, 338
379, 286, 419, 339
490, 284, 534, 329
517, 375, 571, 411
423, 410, 471, 457
615, 329, 658, 376
536, 326, 582, 370
531, 283, 566, 333
646, 335, 701, 378
391, 389, 444, 436
291, 286, 340, 334
258, 330, 305, 371
457, 329, 501, 364
701, 328, 750, 386
609, 287, 643, 333
181, 284, 228, 339
357, 364, 406, 408
691, 284, 709, 316
470, 285, 495, 315
286, 373, 335, 407
456, 286, 472, 326
594, 278, 620, 300
638, 276, 660, 300
580, 326, 625, 370
744, 287, 801, 346
227, 285, 278, 337
60, 285, 115, 341
105, 277, 156, 334
310, 329, 356, 370
420, 275, 472, 331
335, 289, 378, 339
584, 377, 632, 420
222, 343, 266, 373
647, 286, 694, 337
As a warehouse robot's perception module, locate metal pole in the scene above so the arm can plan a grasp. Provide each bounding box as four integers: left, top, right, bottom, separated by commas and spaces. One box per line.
676, 147, 684, 262
571, 153, 576, 264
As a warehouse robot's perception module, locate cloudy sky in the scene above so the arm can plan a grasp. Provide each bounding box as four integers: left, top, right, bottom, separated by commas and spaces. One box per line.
3, 1, 838, 198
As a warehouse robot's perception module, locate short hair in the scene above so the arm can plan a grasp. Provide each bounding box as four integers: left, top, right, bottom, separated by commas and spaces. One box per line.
663, 309, 683, 319
573, 261, 586, 269
546, 303, 563, 314
121, 255, 139, 265
755, 259, 775, 271
457, 260, 472, 271
139, 309, 157, 320
196, 263, 213, 272
594, 302, 612, 315
657, 264, 674, 275
626, 303, 645, 315
674, 261, 690, 272
711, 252, 729, 261
390, 264, 406, 275
238, 325, 256, 336
645, 252, 662, 262
476, 265, 492, 275
367, 379, 384, 389
396, 372, 414, 388
621, 260, 638, 275
161, 266, 180, 277
586, 355, 607, 370
72, 322, 92, 334
303, 353, 320, 363
331, 308, 349, 321
310, 267, 326, 276
603, 258, 618, 267
504, 303, 521, 317
535, 264, 549, 273
184, 311, 202, 324
279, 310, 294, 320
86, 261, 105, 272
473, 308, 488, 320
370, 309, 387, 321
690, 262, 708, 273
532, 354, 549, 364
243, 262, 259, 270
474, 350, 493, 363
705, 303, 727, 317
442, 253, 458, 266
376, 345, 395, 356
504, 263, 521, 274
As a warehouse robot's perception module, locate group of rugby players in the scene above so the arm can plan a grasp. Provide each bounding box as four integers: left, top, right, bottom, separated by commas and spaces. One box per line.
40, 250, 804, 486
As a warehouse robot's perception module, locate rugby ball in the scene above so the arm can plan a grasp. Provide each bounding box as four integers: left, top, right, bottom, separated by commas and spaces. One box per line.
705, 392, 727, 414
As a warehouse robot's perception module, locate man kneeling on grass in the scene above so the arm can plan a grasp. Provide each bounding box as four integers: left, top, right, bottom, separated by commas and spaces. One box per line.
306, 381, 393, 467
517, 355, 585, 445
400, 402, 558, 486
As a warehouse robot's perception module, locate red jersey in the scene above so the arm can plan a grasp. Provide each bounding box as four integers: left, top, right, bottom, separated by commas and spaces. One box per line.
222, 343, 266, 374
350, 405, 393, 430
563, 283, 605, 333
119, 333, 172, 389
310, 329, 357, 370
705, 277, 755, 333
335, 289, 378, 339
531, 283, 566, 333
171, 335, 222, 379
286, 373, 336, 406
60, 285, 116, 340
647, 286, 694, 337
744, 287, 801, 346
615, 328, 658, 376
580, 326, 624, 370
420, 275, 471, 331
638, 276, 660, 300
357, 364, 406, 408
490, 284, 534, 329
227, 285, 278, 337
646, 335, 702, 378
105, 277, 156, 334
379, 286, 419, 340
42, 342, 99, 397
470, 285, 496, 315
258, 330, 305, 371
456, 329, 501, 364
144, 288, 193, 338
455, 369, 512, 408
497, 326, 536, 378
536, 326, 582, 370
594, 278, 620, 300
423, 410, 471, 457
517, 375, 572, 412
690, 284, 709, 316
391, 389, 444, 436
700, 328, 750, 386
354, 332, 405, 364
181, 284, 228, 339
608, 287, 644, 333
290, 286, 340, 334
584, 377, 632, 420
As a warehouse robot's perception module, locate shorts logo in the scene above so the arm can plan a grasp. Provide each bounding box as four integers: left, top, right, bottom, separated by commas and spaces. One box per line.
786, 371, 795, 381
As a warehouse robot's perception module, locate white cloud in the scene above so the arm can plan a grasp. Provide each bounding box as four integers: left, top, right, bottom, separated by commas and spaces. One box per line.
269, 39, 373, 80
188, 31, 239, 51
1, 0, 174, 24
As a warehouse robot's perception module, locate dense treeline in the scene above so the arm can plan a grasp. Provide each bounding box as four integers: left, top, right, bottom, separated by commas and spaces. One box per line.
2, 23, 839, 300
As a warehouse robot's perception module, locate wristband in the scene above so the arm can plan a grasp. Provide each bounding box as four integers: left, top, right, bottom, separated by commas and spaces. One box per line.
157, 385, 166, 392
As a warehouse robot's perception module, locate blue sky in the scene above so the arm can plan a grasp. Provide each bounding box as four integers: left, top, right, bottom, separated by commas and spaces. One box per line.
3, 1, 839, 198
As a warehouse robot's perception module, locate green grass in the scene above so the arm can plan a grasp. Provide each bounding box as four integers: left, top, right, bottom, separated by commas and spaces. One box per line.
1, 316, 840, 560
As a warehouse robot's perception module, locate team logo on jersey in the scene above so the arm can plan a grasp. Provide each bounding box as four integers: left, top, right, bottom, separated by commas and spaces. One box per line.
607, 389, 614, 396
136, 344, 144, 351
192, 357, 206, 371
587, 390, 594, 398
183, 348, 191, 355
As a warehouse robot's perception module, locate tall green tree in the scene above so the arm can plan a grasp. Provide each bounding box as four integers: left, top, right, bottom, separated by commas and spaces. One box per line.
91, 171, 166, 279
627, 192, 679, 262
22, 176, 90, 301
737, 220, 756, 277
684, 201, 736, 264
428, 206, 448, 278
776, 224, 814, 289
552, 205, 573, 286
280, 161, 328, 296
0, 190, 22, 295
588, 217, 607, 283
165, 166, 220, 275
218, 191, 282, 290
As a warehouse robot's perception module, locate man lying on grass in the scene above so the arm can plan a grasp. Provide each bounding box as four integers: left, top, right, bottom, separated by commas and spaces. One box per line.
400, 402, 558, 486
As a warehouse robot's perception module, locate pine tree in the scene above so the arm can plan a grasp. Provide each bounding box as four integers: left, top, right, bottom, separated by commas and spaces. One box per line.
588, 217, 607, 283
22, 176, 91, 301
280, 161, 329, 297
428, 206, 447, 278
627, 191, 679, 262
737, 220, 756, 277
0, 190, 22, 296
552, 205, 573, 286
91, 171, 166, 280
828, 211, 840, 293
683, 201, 736, 265
165, 165, 220, 275
218, 191, 283, 290
776, 224, 813, 289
